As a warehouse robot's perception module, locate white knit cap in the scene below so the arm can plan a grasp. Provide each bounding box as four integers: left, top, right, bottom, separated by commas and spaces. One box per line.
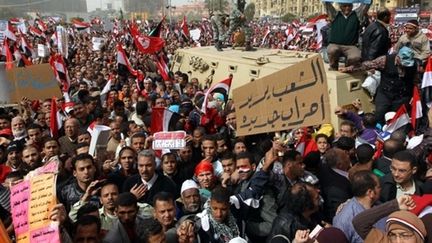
181, 179, 199, 195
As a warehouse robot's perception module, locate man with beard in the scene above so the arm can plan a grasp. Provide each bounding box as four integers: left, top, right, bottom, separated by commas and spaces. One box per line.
21, 145, 42, 171
122, 149, 178, 205
11, 116, 27, 142
103, 192, 147, 243
59, 118, 80, 157
177, 180, 202, 218
59, 153, 100, 212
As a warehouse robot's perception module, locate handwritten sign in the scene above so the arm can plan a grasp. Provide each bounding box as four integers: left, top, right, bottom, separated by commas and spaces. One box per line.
11, 173, 59, 243
153, 131, 187, 150
4, 64, 62, 103
233, 55, 331, 136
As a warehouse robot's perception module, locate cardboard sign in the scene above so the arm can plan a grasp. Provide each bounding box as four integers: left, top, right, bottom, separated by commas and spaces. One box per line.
91, 37, 105, 51
88, 125, 111, 157
4, 64, 62, 103
11, 173, 59, 243
233, 55, 331, 136
152, 131, 187, 150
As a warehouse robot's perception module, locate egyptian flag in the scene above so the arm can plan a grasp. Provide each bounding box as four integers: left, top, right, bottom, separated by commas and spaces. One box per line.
285, 26, 295, 44
50, 98, 63, 138
200, 77, 232, 114
116, 44, 137, 76
13, 45, 32, 67
421, 56, 432, 107
149, 16, 166, 37
29, 26, 46, 39
150, 107, 181, 134
411, 86, 423, 132
19, 30, 33, 57
9, 18, 20, 25
292, 19, 301, 28
49, 54, 70, 92
5, 22, 16, 41
3, 39, 13, 70
308, 14, 328, 51
72, 19, 91, 30
385, 104, 410, 133
180, 16, 190, 39
261, 26, 270, 46
156, 55, 170, 81
133, 34, 165, 54
35, 18, 47, 32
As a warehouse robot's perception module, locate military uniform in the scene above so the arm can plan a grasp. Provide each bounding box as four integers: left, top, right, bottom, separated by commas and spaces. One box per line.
222, 0, 254, 51
211, 11, 227, 51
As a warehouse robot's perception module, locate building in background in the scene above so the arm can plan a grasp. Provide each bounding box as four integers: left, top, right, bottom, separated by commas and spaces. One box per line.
86, 0, 125, 12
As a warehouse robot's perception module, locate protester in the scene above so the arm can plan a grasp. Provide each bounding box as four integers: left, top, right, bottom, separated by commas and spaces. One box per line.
2, 9, 432, 243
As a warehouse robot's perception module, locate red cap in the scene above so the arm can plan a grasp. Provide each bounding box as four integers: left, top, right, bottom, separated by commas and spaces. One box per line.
194, 160, 214, 177
0, 128, 12, 137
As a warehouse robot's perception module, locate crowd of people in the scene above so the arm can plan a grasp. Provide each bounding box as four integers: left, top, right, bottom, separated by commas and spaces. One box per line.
2, 1, 432, 243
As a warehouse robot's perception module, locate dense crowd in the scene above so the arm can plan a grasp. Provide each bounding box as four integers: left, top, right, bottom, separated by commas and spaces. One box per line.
2, 2, 432, 243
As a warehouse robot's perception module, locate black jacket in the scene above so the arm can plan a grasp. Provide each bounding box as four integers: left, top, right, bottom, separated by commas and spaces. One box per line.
317, 164, 352, 222
267, 209, 315, 242
361, 21, 390, 61
379, 173, 423, 203
122, 173, 178, 205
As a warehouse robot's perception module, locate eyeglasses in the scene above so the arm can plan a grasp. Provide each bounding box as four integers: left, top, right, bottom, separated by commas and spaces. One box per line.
388, 231, 415, 241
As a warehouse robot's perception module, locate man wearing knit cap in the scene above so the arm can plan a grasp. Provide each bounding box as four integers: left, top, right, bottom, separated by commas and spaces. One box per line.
395, 19, 431, 66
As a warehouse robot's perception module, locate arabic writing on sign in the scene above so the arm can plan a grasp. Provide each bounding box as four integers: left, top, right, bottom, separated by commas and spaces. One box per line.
11, 180, 30, 235
234, 55, 331, 136
10, 172, 58, 243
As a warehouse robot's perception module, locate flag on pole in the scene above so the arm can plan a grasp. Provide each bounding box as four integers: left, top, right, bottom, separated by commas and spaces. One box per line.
5, 22, 17, 41
49, 98, 63, 138
3, 39, 13, 70
133, 34, 165, 54
180, 16, 190, 39
149, 16, 166, 37
411, 86, 423, 131
116, 44, 137, 76
150, 107, 181, 134
384, 105, 410, 133
49, 54, 70, 92
72, 19, 91, 30
421, 56, 432, 107
201, 77, 232, 114
156, 55, 170, 81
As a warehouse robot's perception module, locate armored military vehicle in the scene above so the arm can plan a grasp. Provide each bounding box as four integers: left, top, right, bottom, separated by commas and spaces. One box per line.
171, 46, 371, 130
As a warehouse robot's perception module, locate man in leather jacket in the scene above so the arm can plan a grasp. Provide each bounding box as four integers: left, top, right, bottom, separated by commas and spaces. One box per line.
361, 8, 391, 61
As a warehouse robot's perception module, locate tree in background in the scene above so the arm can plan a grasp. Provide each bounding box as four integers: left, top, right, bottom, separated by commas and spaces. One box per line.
281, 13, 297, 23
244, 3, 255, 21
205, 0, 228, 15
